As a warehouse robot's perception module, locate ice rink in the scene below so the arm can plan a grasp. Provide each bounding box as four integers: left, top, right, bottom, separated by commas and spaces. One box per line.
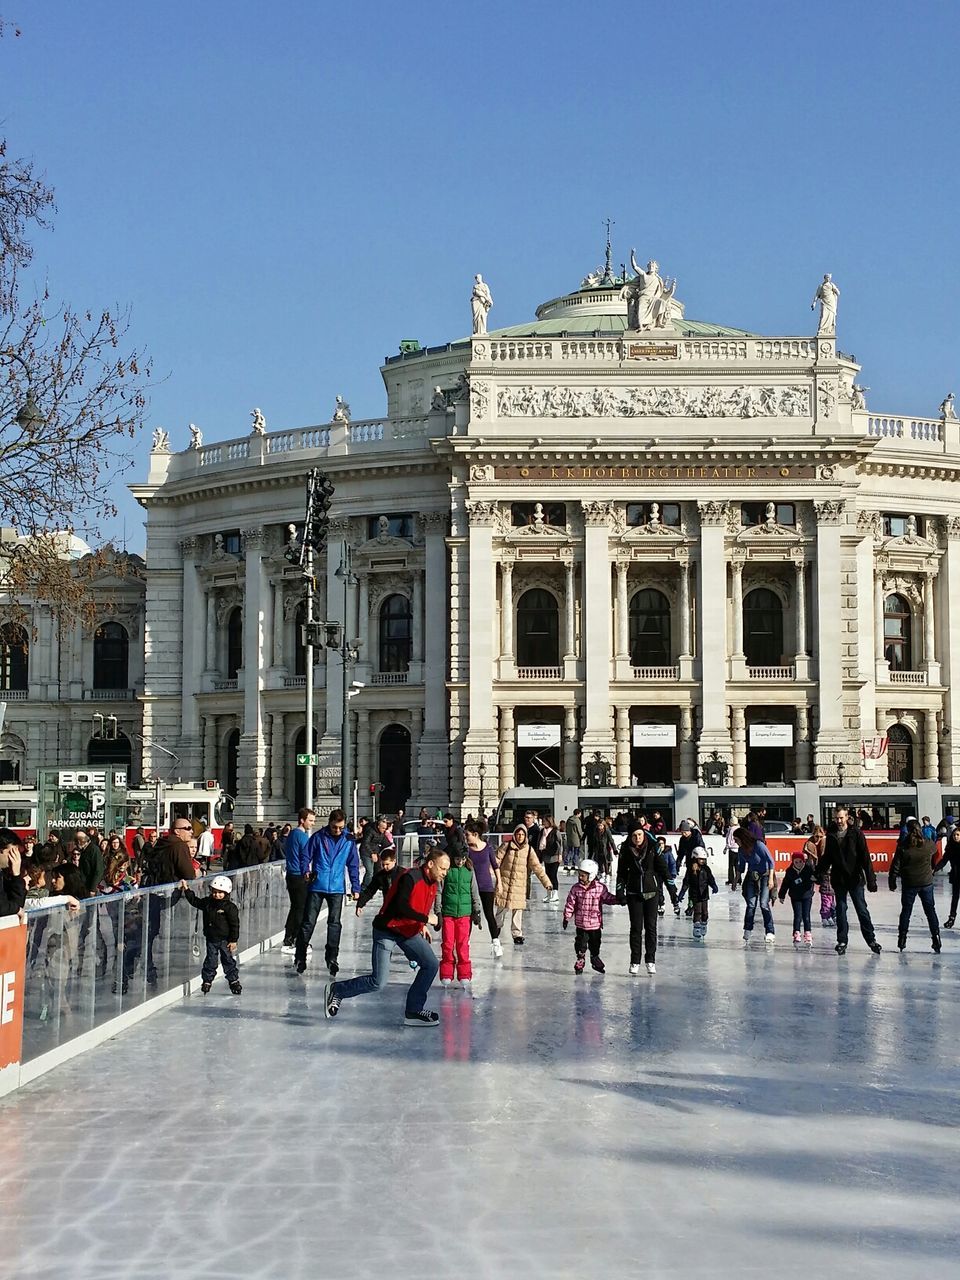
2, 881, 958, 1280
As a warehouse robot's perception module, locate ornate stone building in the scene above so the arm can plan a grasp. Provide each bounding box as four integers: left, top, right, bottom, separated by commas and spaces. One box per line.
132, 260, 960, 820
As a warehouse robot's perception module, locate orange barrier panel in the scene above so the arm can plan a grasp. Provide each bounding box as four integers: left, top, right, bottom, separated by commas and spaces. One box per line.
0, 915, 27, 1094
766, 833, 898, 873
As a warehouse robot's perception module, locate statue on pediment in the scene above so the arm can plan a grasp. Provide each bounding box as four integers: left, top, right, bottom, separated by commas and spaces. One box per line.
939, 392, 957, 422
622, 251, 680, 331
471, 274, 493, 335
250, 407, 266, 435
812, 274, 840, 336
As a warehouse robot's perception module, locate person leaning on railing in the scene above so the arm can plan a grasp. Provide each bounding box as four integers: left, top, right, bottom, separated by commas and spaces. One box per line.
0, 828, 27, 917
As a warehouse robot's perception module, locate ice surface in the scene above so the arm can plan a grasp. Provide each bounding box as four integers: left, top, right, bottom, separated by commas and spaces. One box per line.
1, 880, 958, 1279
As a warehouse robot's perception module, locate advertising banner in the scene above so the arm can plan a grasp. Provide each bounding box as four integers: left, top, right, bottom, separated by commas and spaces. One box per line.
0, 915, 26, 1096
632, 724, 678, 747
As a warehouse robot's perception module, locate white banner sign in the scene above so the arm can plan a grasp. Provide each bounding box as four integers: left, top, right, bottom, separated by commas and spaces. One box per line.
749, 723, 793, 747
517, 724, 562, 748
632, 724, 677, 747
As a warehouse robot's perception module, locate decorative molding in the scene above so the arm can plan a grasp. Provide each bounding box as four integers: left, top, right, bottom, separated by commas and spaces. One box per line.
215, 588, 242, 626
495, 383, 811, 419
856, 510, 881, 539
466, 500, 497, 527
469, 464, 493, 482
179, 537, 199, 557
946, 516, 960, 540
368, 574, 412, 611
697, 500, 730, 527
470, 380, 489, 419
422, 510, 448, 533
581, 500, 613, 528
814, 500, 844, 526
242, 527, 265, 547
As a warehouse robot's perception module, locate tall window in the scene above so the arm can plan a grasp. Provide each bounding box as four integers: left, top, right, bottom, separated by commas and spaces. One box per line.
93, 622, 129, 689
626, 502, 681, 527
367, 513, 414, 540
0, 623, 28, 691
743, 589, 784, 666
516, 589, 560, 667
629, 589, 671, 665
379, 594, 412, 672
511, 502, 566, 528
883, 593, 912, 670
227, 607, 243, 680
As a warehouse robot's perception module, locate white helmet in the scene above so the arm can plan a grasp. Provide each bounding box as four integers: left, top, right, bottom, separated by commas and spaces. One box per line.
210, 875, 232, 894
577, 858, 599, 882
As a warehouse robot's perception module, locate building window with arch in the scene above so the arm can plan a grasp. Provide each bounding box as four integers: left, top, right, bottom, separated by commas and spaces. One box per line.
379, 594, 412, 672
226, 607, 243, 680
883, 593, 912, 670
628, 589, 671, 665
516, 588, 560, 667
743, 588, 784, 666
93, 622, 129, 689
0, 623, 28, 692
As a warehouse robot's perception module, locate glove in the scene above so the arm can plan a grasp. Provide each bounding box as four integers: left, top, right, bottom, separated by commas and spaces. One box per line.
472, 913, 482, 928
562, 918, 568, 930
712, 886, 718, 895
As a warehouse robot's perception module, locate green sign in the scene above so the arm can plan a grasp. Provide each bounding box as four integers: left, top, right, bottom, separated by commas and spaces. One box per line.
297, 753, 318, 766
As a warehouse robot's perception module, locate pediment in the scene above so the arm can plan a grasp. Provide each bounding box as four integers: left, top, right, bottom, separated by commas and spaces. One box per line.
620, 522, 683, 542
358, 534, 414, 553
736, 523, 800, 545
506, 523, 568, 541
882, 533, 937, 554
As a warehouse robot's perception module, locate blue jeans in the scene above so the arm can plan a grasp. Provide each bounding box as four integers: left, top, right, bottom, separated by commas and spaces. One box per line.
202, 938, 239, 985
835, 882, 876, 947
743, 879, 774, 934
898, 883, 939, 939
791, 893, 813, 933
333, 928, 439, 1016
564, 845, 580, 870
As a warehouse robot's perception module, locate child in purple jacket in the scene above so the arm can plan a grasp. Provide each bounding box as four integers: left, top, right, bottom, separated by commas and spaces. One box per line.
562, 858, 621, 974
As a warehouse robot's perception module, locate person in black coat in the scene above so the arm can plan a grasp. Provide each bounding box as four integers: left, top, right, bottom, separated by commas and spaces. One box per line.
359, 817, 392, 890
355, 845, 404, 913
0, 829, 26, 917
934, 825, 960, 928
678, 851, 719, 941
890, 826, 941, 952
616, 828, 670, 974
818, 807, 881, 956
778, 851, 817, 943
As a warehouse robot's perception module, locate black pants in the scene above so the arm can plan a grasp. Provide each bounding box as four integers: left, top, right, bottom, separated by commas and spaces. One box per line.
626, 896, 658, 964
123, 896, 165, 983
574, 926, 602, 957
948, 878, 959, 921
479, 889, 501, 939
283, 873, 310, 946
297, 893, 344, 965
544, 862, 560, 891
359, 851, 376, 890
835, 883, 876, 947
726, 850, 741, 886
202, 938, 239, 985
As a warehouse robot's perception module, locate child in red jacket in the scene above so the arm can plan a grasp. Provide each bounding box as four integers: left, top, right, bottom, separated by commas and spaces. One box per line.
562, 858, 621, 974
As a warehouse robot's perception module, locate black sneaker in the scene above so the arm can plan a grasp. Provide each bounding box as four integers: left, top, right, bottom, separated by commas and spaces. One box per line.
323, 982, 341, 1019
200, 981, 212, 993
869, 941, 882, 955
513, 936, 524, 946
295, 960, 307, 975
327, 959, 339, 977
229, 982, 242, 995
932, 935, 942, 954
404, 1009, 439, 1028
835, 942, 847, 955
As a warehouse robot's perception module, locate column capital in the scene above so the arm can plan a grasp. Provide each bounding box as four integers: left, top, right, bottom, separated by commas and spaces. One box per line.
422, 510, 448, 533
242, 526, 266, 548
582, 500, 613, 528
179, 536, 199, 557
813, 500, 844, 526
466, 499, 497, 527
697, 500, 730, 527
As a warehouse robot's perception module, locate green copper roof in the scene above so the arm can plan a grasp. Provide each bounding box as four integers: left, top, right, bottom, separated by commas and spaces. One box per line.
487, 313, 756, 340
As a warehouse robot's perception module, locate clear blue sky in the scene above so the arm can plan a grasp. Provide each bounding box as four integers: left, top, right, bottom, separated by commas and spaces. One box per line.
4, 1, 959, 551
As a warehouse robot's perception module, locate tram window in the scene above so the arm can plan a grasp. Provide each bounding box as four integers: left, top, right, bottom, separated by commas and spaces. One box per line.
170, 801, 212, 828
2, 806, 31, 827
214, 794, 235, 825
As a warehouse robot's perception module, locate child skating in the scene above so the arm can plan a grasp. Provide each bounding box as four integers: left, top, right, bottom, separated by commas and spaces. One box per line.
678, 850, 718, 940
778, 850, 816, 946
562, 858, 621, 973
438, 845, 482, 993
818, 864, 836, 927
180, 875, 241, 994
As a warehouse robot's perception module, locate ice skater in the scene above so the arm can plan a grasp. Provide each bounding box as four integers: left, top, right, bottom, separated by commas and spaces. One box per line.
297, 808, 360, 977
934, 824, 960, 928
818, 807, 882, 956
733, 827, 777, 945
617, 827, 671, 974
889, 823, 941, 953
778, 850, 816, 946
678, 849, 719, 941
324, 849, 450, 1027
180, 875, 241, 994
439, 844, 482, 992
494, 824, 553, 946
355, 843, 403, 913
562, 858, 621, 974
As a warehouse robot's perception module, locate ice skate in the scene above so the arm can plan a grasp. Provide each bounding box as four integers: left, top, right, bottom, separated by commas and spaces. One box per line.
803, 931, 813, 947
629, 963, 641, 975
646, 961, 656, 974
932, 934, 942, 954
200, 981, 212, 994
742, 930, 750, 946
835, 941, 847, 955
229, 981, 242, 995
574, 954, 586, 974
460, 978, 475, 996
492, 938, 503, 958
793, 930, 802, 946
898, 934, 907, 952
765, 933, 776, 945
440, 977, 453, 987
590, 954, 605, 973
869, 941, 882, 955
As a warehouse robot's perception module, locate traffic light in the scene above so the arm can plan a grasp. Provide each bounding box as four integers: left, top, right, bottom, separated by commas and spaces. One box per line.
303, 468, 335, 553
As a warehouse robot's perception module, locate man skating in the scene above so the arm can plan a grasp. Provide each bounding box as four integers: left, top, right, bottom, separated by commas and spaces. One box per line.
296, 809, 360, 976
819, 806, 882, 956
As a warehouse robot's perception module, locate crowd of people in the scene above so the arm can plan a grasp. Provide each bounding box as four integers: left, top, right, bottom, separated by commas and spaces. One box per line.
2, 801, 957, 1026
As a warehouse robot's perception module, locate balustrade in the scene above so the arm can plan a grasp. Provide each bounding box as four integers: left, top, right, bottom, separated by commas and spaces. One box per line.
630, 666, 680, 680
516, 666, 563, 681
746, 665, 796, 680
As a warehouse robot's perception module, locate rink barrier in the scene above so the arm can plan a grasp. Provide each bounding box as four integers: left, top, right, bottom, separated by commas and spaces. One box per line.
0, 862, 293, 1098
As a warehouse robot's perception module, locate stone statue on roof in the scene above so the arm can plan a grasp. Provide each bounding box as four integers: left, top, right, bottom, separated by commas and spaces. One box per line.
332, 395, 351, 424
250, 407, 266, 435
812, 273, 840, 336
471, 274, 493, 335
622, 252, 679, 331
151, 427, 170, 452
188, 422, 203, 449
939, 392, 957, 422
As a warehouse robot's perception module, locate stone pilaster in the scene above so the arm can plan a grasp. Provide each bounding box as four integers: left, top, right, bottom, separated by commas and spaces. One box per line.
236, 527, 268, 822
696, 502, 733, 765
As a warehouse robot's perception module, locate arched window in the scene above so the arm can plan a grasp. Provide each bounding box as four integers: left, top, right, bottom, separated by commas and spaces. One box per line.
887, 723, 914, 783
883, 594, 912, 671
378, 723, 412, 813
294, 601, 307, 677
743, 588, 784, 667
628, 589, 671, 666
379, 594, 412, 672
93, 622, 129, 690
88, 730, 133, 781
226, 607, 243, 680
0, 623, 28, 692
516, 589, 560, 667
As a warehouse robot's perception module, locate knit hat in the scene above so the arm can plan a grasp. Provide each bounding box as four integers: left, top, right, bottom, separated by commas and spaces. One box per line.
679, 820, 692, 832
577, 858, 599, 882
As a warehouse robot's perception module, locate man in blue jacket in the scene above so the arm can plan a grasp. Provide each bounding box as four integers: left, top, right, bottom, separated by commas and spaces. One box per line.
296, 809, 360, 976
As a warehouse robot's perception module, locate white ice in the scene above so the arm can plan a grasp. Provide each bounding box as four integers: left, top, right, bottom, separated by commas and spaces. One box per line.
1, 880, 958, 1279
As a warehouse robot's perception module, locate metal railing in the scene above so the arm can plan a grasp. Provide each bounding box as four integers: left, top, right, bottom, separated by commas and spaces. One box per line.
19, 863, 287, 1067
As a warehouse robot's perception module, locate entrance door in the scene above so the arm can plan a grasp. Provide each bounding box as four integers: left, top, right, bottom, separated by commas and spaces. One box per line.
378, 724, 411, 814
629, 746, 674, 785
746, 746, 786, 785
887, 724, 914, 783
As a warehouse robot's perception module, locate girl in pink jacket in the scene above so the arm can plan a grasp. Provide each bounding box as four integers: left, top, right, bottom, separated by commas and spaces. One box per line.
562, 858, 622, 973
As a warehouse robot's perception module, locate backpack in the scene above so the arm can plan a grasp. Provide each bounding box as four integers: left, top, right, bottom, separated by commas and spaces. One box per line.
140, 839, 177, 887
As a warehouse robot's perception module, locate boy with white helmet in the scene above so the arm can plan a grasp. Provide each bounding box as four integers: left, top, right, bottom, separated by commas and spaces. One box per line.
179, 875, 242, 994
561, 858, 622, 974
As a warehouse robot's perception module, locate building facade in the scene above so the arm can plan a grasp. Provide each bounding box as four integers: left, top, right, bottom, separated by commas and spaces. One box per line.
130, 262, 960, 821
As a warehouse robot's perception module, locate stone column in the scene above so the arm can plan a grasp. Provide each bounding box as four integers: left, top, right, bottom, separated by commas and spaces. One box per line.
615, 560, 630, 661
795, 558, 807, 655
680, 704, 694, 782
409, 707, 423, 803
696, 502, 732, 760
614, 704, 631, 785
731, 558, 745, 658
271, 582, 285, 671
563, 705, 578, 784
270, 711, 286, 803
466, 505, 495, 733
178, 538, 203, 775
500, 559, 514, 662
874, 564, 888, 680
418, 512, 450, 804
924, 709, 939, 780
679, 557, 691, 656
939, 518, 960, 782
923, 570, 940, 682
359, 573, 371, 670
499, 705, 515, 791
356, 707, 371, 802
411, 571, 423, 664
318, 522, 350, 785
205, 590, 217, 673
202, 714, 217, 781
731, 705, 747, 786
813, 501, 847, 779
237, 527, 268, 821
582, 502, 613, 755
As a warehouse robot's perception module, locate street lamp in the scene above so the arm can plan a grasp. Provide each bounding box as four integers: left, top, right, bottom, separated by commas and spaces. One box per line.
836, 760, 845, 787
478, 759, 487, 817
1, 348, 45, 432
335, 541, 360, 820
